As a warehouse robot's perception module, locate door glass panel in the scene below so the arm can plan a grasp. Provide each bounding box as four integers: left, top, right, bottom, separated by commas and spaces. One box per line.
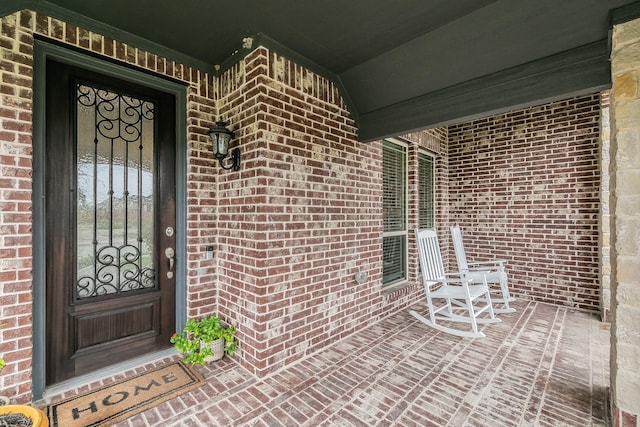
76, 84, 156, 299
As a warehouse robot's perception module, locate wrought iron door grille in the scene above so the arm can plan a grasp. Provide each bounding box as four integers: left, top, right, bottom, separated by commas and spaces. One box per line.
75, 83, 156, 299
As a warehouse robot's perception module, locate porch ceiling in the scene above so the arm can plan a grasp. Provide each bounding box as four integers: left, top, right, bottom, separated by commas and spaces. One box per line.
30, 0, 640, 140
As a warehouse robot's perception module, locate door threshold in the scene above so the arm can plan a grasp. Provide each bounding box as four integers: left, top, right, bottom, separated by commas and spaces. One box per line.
41, 348, 177, 402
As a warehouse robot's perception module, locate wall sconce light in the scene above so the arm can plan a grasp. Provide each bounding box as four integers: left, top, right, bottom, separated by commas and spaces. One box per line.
207, 118, 240, 171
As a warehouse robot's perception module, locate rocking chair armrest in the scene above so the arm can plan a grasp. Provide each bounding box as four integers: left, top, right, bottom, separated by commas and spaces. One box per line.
467, 260, 506, 267
441, 273, 473, 284
465, 267, 493, 274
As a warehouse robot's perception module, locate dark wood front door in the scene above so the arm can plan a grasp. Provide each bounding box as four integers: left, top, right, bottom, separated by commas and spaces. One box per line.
45, 59, 177, 385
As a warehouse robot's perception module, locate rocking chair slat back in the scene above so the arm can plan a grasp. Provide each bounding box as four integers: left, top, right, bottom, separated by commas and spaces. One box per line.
416, 229, 445, 283
450, 225, 469, 272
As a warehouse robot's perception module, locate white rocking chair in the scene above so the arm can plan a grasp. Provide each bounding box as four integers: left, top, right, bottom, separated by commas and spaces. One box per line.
450, 224, 516, 314
410, 229, 500, 338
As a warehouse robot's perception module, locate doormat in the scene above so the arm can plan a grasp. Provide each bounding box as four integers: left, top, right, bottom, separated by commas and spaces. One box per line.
46, 360, 204, 427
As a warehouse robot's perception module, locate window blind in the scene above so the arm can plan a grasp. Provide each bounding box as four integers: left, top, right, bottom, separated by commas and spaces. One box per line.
383, 141, 406, 233
383, 140, 407, 285
418, 152, 435, 229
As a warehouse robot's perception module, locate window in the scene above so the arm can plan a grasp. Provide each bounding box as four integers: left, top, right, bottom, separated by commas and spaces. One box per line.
383, 140, 407, 285
418, 151, 435, 229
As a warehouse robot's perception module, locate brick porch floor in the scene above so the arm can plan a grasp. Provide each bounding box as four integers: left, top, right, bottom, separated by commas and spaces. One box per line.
44, 300, 610, 426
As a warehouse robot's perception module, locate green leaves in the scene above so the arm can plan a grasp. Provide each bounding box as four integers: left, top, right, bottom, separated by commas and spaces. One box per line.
170, 316, 238, 365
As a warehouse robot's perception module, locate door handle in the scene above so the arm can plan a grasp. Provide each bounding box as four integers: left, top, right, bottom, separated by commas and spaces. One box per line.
165, 247, 175, 278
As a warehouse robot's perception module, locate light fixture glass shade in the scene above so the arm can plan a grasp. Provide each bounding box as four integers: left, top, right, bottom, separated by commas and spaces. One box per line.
208, 119, 234, 158
207, 118, 240, 171
220, 134, 231, 155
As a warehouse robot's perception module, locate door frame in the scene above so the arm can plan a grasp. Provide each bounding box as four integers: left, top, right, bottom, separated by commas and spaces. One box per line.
32, 40, 188, 400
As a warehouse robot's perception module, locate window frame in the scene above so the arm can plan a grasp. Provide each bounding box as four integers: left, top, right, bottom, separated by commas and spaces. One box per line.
382, 138, 408, 287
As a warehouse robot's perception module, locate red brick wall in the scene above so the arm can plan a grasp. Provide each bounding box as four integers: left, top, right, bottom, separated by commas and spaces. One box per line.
212, 50, 449, 376
447, 94, 601, 311
1, 11, 37, 404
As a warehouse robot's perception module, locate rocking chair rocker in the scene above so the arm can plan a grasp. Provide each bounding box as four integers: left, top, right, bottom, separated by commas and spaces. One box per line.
410, 229, 500, 338
450, 224, 516, 314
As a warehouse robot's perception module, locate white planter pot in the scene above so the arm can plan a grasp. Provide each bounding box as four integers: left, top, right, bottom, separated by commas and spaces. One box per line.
203, 338, 225, 363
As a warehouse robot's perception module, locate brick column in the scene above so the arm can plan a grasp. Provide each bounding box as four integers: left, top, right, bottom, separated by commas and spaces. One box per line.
214, 48, 384, 377
610, 17, 640, 427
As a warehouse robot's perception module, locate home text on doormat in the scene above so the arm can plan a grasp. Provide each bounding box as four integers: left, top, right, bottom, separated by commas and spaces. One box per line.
46, 360, 204, 426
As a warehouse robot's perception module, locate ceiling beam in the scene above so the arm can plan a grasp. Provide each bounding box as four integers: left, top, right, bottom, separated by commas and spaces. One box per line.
357, 40, 611, 142
611, 0, 640, 25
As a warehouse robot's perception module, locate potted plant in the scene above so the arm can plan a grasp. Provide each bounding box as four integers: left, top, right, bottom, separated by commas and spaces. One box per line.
0, 405, 49, 426
0, 353, 6, 407
170, 315, 237, 366
0, 325, 49, 426
0, 324, 7, 406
